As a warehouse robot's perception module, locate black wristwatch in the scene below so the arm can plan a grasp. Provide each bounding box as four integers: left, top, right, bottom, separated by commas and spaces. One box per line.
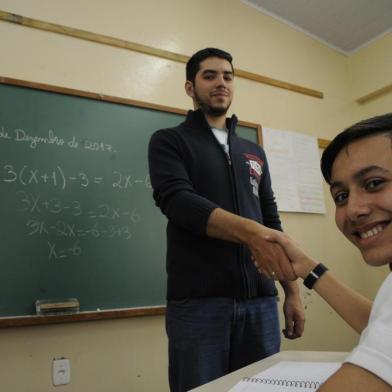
303, 263, 328, 289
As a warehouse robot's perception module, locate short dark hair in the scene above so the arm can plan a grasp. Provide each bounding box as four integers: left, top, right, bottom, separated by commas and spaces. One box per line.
321, 113, 392, 184
186, 48, 234, 83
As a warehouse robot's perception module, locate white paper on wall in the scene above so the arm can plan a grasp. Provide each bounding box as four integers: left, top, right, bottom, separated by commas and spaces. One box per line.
262, 127, 326, 214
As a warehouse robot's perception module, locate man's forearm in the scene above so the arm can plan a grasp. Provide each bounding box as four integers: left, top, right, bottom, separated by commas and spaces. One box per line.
312, 272, 372, 334
206, 207, 259, 243
206, 208, 296, 281
318, 363, 391, 391
294, 258, 371, 333
263, 231, 373, 334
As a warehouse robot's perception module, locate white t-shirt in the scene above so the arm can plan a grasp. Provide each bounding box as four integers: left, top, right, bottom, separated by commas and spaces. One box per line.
211, 127, 229, 157
345, 272, 392, 385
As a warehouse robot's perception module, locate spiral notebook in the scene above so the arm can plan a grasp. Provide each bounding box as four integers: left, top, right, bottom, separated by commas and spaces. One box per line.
229, 361, 341, 391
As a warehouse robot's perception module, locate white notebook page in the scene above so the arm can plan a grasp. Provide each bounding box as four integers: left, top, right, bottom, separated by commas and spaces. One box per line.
229, 361, 341, 391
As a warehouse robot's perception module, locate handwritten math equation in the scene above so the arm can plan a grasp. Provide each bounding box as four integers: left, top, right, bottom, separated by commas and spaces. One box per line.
28, 220, 133, 241
15, 189, 143, 261
1, 126, 153, 261
47, 240, 82, 261
1, 163, 151, 190
16, 190, 141, 222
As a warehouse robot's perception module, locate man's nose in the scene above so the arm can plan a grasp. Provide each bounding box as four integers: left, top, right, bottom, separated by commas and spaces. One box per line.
216, 74, 227, 86
346, 193, 371, 222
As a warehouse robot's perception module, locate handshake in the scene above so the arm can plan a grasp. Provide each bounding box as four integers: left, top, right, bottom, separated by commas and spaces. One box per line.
248, 225, 319, 283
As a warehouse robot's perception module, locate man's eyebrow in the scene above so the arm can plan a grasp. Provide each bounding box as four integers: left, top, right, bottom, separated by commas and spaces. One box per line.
330, 165, 390, 192
201, 69, 233, 75
329, 181, 343, 193
353, 165, 389, 180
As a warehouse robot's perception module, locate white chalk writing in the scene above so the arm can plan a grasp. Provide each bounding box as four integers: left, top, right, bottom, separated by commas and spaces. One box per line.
0, 125, 116, 153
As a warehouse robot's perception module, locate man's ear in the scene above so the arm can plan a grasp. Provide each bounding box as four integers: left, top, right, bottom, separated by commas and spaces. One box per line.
185, 81, 194, 98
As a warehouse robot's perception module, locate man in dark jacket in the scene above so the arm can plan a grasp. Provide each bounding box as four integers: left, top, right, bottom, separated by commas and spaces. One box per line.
148, 48, 305, 392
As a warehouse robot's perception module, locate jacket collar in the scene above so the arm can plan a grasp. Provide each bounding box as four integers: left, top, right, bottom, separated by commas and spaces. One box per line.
184, 109, 238, 135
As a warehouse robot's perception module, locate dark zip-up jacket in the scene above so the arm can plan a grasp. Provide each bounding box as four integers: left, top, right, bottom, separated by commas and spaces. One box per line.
148, 109, 281, 300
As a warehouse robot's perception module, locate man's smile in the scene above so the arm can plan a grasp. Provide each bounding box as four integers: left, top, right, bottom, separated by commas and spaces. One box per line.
351, 221, 390, 242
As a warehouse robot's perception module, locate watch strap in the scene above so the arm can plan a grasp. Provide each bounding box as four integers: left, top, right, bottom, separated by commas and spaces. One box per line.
303, 263, 328, 289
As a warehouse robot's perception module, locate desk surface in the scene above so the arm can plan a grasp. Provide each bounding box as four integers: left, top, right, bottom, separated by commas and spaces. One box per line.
190, 350, 349, 391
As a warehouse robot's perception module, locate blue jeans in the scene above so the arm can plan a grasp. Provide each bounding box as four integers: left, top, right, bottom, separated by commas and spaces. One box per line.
166, 297, 280, 392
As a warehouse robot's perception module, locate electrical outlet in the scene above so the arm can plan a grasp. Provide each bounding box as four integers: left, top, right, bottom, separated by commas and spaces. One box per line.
52, 358, 70, 386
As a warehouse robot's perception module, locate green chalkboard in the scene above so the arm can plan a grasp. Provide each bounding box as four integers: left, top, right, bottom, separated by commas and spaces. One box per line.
0, 78, 261, 325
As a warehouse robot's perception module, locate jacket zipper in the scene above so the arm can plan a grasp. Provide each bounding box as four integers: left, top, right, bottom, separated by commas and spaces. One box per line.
227, 131, 251, 298
209, 124, 251, 298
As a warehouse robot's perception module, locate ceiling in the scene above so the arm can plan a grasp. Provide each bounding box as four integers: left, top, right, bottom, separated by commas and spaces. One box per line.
241, 0, 392, 54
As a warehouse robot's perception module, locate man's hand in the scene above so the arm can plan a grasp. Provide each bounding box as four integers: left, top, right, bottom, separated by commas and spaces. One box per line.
206, 208, 297, 281
280, 282, 305, 339
248, 225, 297, 281
263, 229, 318, 279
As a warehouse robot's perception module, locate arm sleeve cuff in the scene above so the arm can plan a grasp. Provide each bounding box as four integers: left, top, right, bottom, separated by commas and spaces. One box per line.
165, 190, 219, 236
